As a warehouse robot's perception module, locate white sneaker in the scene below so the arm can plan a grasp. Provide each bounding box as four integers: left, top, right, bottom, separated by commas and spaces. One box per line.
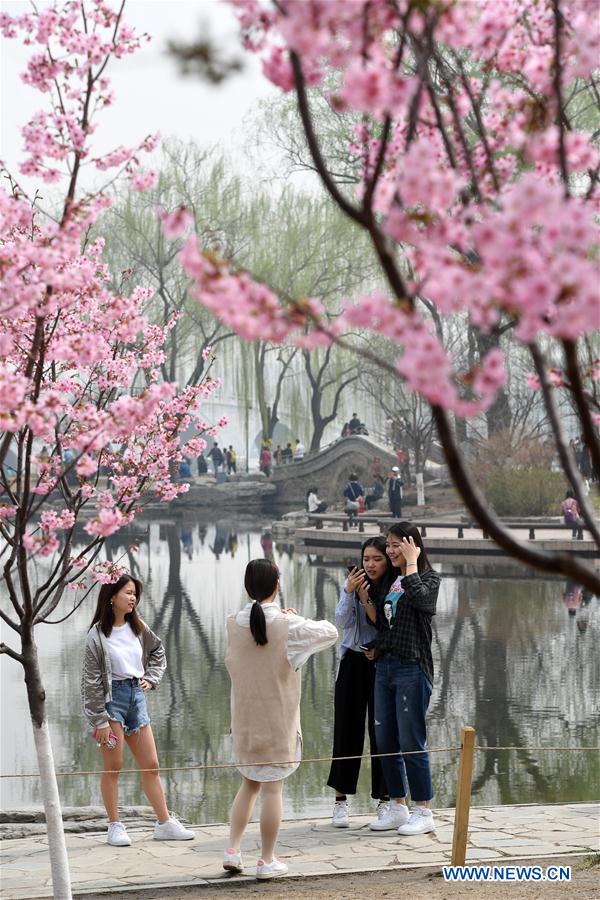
375, 800, 390, 821
106, 821, 131, 846
256, 856, 288, 879
369, 802, 410, 831
397, 807, 435, 835
332, 799, 349, 827
223, 847, 243, 873
153, 815, 195, 841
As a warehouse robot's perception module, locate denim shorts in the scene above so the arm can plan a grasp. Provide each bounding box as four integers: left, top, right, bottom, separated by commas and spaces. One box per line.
106, 678, 150, 735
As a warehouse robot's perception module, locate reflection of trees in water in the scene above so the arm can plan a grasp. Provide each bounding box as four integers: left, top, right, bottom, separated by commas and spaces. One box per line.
5, 529, 600, 818
153, 526, 216, 712
468, 616, 550, 801
150, 525, 228, 815
430, 575, 600, 804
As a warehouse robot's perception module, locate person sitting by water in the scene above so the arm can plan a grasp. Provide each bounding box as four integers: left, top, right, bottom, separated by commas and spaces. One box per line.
223, 559, 337, 880
178, 457, 192, 479
365, 474, 385, 510
560, 489, 582, 538
306, 486, 327, 514
328, 537, 392, 828
343, 473, 364, 528
560, 489, 580, 532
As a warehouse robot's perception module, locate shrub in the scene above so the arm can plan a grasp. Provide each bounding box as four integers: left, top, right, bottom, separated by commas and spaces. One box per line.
486, 467, 565, 517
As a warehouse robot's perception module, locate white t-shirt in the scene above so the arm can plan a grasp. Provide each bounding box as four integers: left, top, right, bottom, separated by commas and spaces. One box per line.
106, 624, 144, 679
307, 492, 320, 513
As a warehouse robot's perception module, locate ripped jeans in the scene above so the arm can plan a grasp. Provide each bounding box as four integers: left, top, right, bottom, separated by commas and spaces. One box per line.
374, 658, 433, 802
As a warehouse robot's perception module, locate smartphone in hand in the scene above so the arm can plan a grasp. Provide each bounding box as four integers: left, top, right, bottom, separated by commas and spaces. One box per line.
359, 639, 376, 651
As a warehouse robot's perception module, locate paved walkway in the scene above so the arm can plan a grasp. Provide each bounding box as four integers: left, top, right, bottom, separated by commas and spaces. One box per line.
1, 803, 598, 898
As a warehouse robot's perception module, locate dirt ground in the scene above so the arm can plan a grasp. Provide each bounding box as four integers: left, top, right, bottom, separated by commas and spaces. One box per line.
80, 856, 599, 899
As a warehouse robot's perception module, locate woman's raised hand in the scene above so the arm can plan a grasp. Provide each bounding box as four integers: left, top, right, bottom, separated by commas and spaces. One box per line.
356, 581, 370, 606
401, 536, 421, 565
346, 566, 367, 593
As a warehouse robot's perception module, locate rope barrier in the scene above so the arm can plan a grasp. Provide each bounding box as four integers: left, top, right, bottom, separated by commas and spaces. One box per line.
1, 744, 597, 779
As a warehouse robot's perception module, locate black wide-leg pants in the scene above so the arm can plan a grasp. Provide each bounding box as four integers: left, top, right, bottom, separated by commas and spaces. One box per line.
326, 649, 388, 800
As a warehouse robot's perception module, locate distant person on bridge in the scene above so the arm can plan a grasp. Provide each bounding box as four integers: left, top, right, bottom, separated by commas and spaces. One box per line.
343, 473, 364, 528
341, 422, 351, 438
348, 413, 361, 433
328, 537, 392, 828
274, 444, 284, 466
282, 443, 293, 464
388, 467, 403, 518
364, 522, 440, 836
293, 439, 305, 461
224, 559, 337, 879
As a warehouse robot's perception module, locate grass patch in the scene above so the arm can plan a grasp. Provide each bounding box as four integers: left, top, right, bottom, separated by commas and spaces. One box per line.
574, 852, 600, 870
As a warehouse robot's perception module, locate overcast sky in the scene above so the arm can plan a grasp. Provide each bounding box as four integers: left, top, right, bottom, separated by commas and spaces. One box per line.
0, 0, 279, 189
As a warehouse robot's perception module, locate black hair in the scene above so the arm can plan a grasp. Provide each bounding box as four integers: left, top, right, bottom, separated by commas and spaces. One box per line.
244, 558, 279, 646
349, 472, 358, 481
89, 574, 143, 637
361, 536, 394, 595
565, 489, 574, 499
386, 521, 433, 574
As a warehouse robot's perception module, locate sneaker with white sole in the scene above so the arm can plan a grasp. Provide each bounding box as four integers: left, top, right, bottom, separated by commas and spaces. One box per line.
106, 821, 131, 847
332, 799, 349, 828
397, 807, 435, 835
369, 802, 410, 831
375, 800, 390, 822
153, 815, 195, 841
256, 856, 288, 879
223, 847, 243, 873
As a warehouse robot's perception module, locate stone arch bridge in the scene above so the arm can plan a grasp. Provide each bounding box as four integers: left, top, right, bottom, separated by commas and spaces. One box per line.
270, 435, 399, 506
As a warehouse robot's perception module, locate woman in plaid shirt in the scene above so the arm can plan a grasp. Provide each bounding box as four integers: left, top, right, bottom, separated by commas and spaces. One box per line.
364, 522, 441, 836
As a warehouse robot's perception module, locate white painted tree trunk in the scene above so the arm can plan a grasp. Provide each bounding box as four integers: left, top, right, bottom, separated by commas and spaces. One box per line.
32, 720, 72, 899
416, 471, 425, 507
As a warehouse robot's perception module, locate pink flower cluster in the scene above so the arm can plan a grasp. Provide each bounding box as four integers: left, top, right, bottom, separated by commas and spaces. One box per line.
201, 0, 599, 419
1, 4, 226, 571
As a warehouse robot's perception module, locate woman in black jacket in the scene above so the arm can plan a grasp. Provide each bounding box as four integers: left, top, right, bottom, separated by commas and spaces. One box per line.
364, 522, 440, 836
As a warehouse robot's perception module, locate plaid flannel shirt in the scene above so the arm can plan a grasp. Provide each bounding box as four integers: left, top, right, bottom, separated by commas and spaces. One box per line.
373, 569, 441, 685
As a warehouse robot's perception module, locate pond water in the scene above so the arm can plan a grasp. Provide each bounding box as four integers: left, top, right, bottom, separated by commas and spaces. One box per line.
1, 516, 599, 824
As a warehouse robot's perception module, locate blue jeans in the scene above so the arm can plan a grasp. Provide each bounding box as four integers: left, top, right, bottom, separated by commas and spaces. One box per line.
374, 658, 433, 802
106, 678, 150, 735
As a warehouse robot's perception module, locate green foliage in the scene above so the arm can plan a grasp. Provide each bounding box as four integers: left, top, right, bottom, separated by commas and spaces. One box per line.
485, 467, 565, 517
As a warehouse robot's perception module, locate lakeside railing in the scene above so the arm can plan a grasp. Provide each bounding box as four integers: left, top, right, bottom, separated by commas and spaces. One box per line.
306, 512, 592, 540
2, 730, 597, 866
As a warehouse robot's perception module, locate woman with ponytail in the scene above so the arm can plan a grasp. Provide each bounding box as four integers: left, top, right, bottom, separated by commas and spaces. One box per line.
224, 558, 337, 880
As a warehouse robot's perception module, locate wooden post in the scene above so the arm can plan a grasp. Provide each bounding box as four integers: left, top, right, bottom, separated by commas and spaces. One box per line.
451, 726, 476, 866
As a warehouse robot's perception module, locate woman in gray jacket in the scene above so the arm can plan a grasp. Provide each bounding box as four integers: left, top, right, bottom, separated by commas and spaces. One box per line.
82, 574, 194, 847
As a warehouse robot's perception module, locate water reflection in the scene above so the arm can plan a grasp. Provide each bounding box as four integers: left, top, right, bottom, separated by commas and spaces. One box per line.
1, 519, 599, 824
